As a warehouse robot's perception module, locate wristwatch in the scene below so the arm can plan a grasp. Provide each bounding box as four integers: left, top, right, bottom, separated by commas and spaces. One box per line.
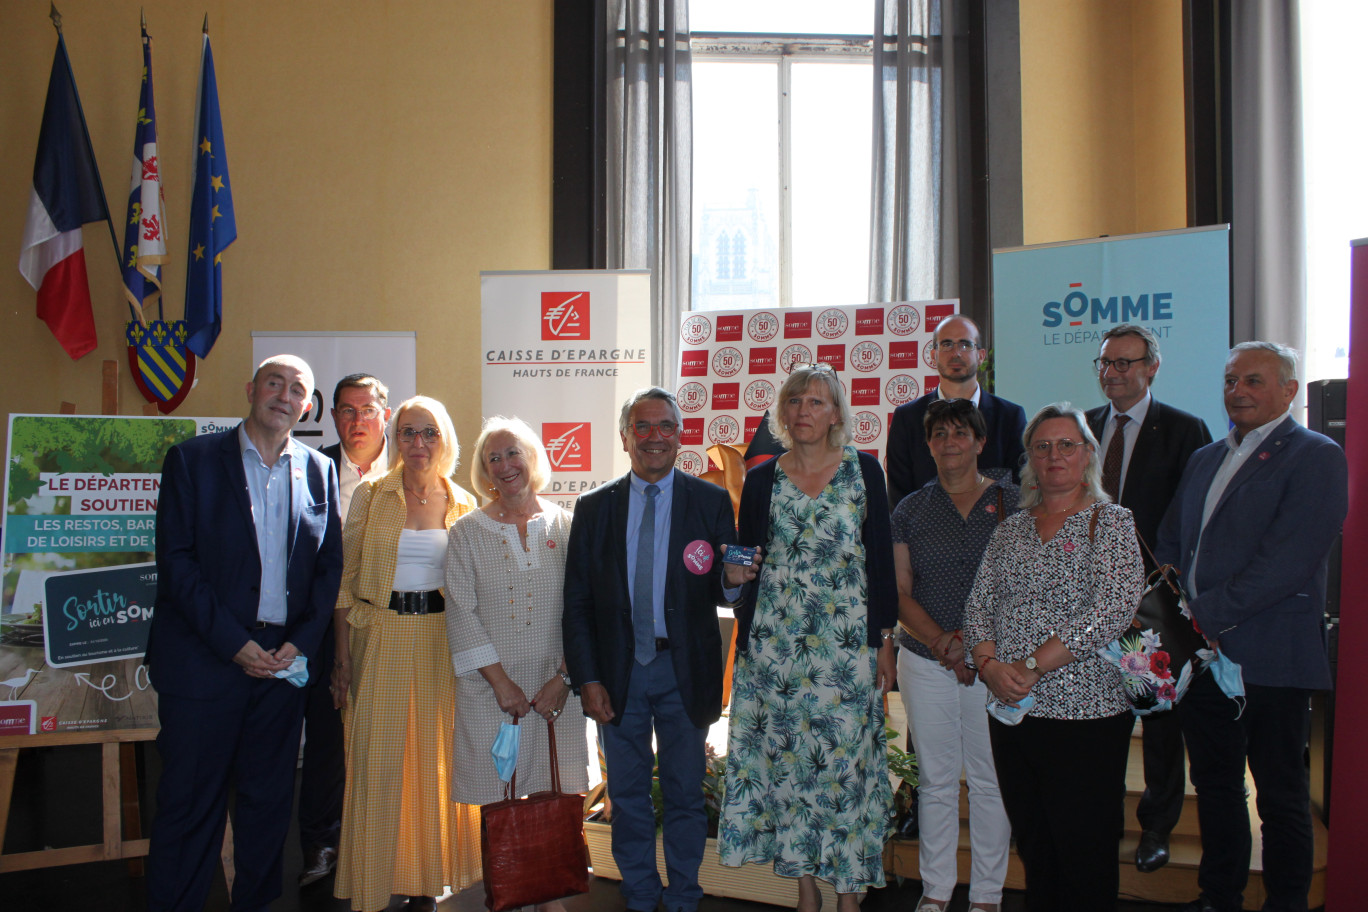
558, 670, 572, 686
1024, 656, 1041, 673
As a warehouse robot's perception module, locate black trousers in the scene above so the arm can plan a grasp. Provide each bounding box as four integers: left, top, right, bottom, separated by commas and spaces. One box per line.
298, 617, 345, 853
1136, 709, 1186, 836
1179, 672, 1314, 912
989, 711, 1133, 912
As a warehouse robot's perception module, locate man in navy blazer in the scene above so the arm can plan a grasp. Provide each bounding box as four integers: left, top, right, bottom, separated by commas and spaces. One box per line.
1085, 324, 1212, 873
886, 315, 1026, 509
563, 387, 755, 912
145, 355, 343, 912
1157, 342, 1347, 912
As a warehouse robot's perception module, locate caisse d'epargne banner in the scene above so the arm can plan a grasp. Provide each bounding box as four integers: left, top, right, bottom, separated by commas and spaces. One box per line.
481, 271, 654, 511
992, 225, 1231, 436
673, 302, 952, 474
1, 414, 234, 737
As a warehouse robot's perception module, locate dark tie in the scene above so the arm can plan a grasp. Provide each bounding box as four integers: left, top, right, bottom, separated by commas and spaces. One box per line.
633, 484, 660, 665
1101, 414, 1130, 501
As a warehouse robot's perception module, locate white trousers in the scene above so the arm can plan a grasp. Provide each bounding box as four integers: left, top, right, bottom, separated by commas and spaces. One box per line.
897, 649, 1011, 904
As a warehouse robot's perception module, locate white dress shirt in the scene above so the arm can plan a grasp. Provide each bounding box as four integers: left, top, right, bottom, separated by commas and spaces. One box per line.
1097, 391, 1151, 501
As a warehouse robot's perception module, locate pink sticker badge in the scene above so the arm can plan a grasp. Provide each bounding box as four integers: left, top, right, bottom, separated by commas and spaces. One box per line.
1259, 451, 1271, 460
984, 504, 997, 514
683, 540, 715, 575
1063, 541, 1076, 552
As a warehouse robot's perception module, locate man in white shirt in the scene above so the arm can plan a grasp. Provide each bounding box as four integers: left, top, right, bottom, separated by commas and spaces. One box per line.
297, 373, 391, 886
1084, 324, 1211, 872
1157, 342, 1347, 912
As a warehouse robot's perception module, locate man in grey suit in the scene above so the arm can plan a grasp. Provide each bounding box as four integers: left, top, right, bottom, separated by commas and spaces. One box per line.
1157, 342, 1347, 912
1085, 324, 1211, 873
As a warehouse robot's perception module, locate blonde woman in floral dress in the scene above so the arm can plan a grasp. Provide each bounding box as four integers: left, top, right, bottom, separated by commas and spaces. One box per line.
719, 365, 898, 912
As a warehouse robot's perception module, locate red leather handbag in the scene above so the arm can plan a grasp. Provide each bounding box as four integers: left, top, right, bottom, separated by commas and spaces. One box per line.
479, 715, 590, 911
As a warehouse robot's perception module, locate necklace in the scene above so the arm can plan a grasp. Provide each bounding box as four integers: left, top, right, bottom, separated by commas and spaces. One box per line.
497, 499, 542, 523
405, 485, 446, 506
1036, 490, 1087, 516
943, 474, 985, 495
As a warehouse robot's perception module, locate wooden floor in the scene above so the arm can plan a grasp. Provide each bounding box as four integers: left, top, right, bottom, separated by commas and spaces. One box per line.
882, 718, 1329, 911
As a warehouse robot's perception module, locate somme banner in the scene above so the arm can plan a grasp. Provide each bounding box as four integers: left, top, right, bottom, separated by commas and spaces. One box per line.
674, 301, 949, 473
993, 226, 1231, 435
481, 271, 653, 510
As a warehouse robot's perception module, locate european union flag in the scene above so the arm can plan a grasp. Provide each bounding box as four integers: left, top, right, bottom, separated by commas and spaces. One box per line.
121, 24, 166, 314
184, 28, 235, 359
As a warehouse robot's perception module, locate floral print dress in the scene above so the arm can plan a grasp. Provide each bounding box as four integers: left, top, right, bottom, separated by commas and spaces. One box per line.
718, 448, 892, 892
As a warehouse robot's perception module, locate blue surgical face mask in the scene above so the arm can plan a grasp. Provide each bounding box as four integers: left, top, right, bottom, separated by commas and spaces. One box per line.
491, 720, 521, 783
272, 654, 309, 688
1209, 650, 1247, 718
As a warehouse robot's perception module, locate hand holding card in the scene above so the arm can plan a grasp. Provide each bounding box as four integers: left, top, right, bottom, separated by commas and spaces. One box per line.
722, 544, 763, 588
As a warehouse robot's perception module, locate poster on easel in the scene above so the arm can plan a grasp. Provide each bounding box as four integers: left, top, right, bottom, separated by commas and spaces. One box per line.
0, 414, 229, 738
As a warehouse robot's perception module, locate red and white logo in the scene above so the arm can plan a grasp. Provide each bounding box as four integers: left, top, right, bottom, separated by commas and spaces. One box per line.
817, 344, 845, 372
850, 377, 881, 406
889, 341, 920, 369
784, 311, 812, 338
543, 422, 591, 472
749, 347, 777, 373
923, 340, 938, 369
680, 418, 705, 445
677, 382, 708, 412
712, 382, 740, 410
675, 450, 705, 475
817, 308, 849, 339
712, 347, 744, 378
852, 411, 882, 445
40, 715, 57, 732
748, 311, 780, 342
884, 374, 920, 406
716, 314, 743, 341
541, 292, 590, 340
744, 415, 766, 441
855, 307, 885, 336
744, 379, 776, 411
925, 375, 941, 394
926, 303, 956, 333
708, 415, 741, 445
887, 304, 921, 335
780, 343, 813, 373
850, 341, 884, 372
681, 315, 713, 346
679, 350, 709, 377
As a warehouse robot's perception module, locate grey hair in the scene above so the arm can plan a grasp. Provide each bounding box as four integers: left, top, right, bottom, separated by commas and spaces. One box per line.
1017, 401, 1109, 511
1229, 341, 1299, 386
768, 365, 854, 450
1101, 323, 1161, 368
618, 387, 684, 436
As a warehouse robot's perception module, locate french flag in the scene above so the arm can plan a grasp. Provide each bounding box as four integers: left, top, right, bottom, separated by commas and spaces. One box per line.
18, 34, 109, 361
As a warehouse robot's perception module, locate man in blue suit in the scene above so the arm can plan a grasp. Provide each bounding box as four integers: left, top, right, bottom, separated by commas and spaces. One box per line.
563, 387, 755, 912
146, 354, 344, 912
1157, 342, 1347, 912
885, 315, 1026, 509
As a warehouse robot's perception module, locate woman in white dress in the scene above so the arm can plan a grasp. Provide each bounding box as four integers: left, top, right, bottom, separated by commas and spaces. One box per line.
445, 416, 588, 912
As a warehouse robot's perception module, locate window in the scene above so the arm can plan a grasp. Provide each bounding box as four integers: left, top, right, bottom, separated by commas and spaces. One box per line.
690, 2, 876, 312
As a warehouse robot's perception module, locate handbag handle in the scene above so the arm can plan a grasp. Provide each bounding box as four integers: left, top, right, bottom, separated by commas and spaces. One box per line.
503, 711, 564, 800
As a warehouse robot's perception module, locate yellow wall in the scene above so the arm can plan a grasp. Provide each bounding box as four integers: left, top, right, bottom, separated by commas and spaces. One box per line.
1019, 0, 1187, 245
0, 0, 552, 458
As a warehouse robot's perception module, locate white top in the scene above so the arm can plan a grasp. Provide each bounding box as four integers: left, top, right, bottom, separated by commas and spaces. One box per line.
393, 528, 447, 591
338, 441, 389, 526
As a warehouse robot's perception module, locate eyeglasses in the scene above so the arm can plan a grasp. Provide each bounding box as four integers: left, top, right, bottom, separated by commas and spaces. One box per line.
937, 339, 979, 352
632, 421, 679, 439
1093, 357, 1144, 373
398, 426, 441, 444
797, 362, 834, 372
337, 405, 381, 421
1030, 439, 1082, 458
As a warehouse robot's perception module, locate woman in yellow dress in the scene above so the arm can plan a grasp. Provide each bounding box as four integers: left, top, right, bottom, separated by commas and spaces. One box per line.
331, 396, 480, 912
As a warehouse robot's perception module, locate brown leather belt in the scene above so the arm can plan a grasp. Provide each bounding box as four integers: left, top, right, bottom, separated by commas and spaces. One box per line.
387, 590, 445, 614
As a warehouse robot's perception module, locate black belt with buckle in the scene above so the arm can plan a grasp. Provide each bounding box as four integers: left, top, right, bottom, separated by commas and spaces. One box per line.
388, 590, 445, 615
655, 637, 670, 652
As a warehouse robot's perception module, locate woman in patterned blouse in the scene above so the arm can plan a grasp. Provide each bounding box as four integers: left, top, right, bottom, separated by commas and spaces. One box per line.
892, 398, 1019, 912
963, 402, 1143, 912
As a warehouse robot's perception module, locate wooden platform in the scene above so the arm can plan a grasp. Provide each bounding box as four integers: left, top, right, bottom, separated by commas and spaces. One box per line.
882, 719, 1328, 910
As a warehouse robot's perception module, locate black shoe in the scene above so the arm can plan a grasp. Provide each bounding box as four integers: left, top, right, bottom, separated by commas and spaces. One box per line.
403, 897, 437, 912
1176, 899, 1219, 912
297, 845, 337, 887
1135, 829, 1170, 872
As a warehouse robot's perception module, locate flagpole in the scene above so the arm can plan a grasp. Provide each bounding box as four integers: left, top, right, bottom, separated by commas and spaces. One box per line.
49, 3, 124, 282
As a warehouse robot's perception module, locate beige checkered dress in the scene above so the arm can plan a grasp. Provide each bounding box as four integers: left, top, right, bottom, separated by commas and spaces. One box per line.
444, 504, 588, 805
334, 467, 480, 911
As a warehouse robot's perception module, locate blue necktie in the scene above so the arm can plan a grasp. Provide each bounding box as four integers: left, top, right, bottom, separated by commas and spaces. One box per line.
633, 484, 660, 665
